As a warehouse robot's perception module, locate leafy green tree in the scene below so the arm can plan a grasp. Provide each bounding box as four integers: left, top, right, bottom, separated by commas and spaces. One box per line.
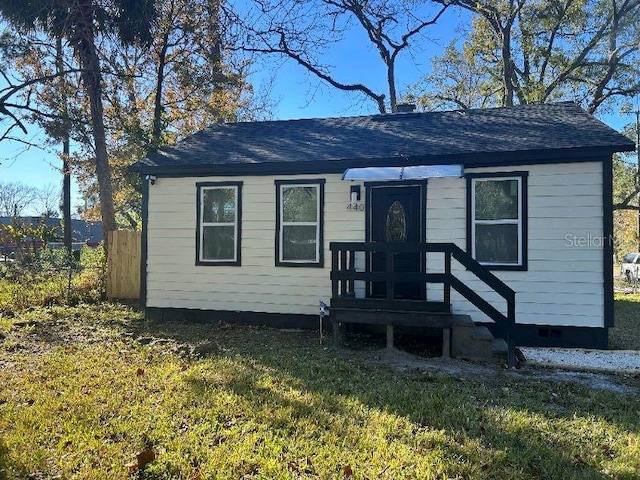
406, 41, 499, 111
72, 0, 258, 228
0, 31, 78, 252
418, 0, 640, 114
613, 155, 638, 258
1, 2, 251, 230
612, 117, 640, 258
0, 0, 156, 241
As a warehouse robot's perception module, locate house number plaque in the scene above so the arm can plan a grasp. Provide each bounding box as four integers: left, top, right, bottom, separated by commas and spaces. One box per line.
347, 202, 365, 211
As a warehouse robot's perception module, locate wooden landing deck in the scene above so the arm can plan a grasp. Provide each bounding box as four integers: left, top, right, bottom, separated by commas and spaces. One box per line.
331, 305, 471, 357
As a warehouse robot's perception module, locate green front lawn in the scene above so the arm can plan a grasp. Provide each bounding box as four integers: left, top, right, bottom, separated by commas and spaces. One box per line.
611, 293, 640, 350
1, 299, 639, 479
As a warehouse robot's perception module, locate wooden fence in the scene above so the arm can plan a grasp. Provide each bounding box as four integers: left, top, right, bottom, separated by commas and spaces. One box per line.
107, 230, 141, 299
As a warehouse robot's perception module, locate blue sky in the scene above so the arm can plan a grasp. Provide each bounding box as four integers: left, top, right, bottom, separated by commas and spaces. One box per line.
0, 6, 636, 216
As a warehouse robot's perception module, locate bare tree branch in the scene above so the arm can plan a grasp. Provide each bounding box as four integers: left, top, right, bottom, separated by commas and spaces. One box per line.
614, 184, 640, 210
242, 28, 387, 112
225, 0, 445, 113
0, 68, 83, 136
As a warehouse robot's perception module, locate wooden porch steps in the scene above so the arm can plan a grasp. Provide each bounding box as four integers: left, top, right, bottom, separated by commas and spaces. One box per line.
329, 241, 517, 367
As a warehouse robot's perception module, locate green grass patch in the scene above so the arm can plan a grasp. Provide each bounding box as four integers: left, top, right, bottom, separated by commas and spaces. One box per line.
0, 269, 104, 314
1, 303, 639, 479
0, 246, 106, 313
612, 292, 640, 350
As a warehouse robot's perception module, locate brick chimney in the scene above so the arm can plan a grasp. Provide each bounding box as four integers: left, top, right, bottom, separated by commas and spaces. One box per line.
395, 103, 416, 113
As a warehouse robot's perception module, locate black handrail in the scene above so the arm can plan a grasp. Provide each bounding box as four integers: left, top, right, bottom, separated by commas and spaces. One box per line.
329, 241, 516, 366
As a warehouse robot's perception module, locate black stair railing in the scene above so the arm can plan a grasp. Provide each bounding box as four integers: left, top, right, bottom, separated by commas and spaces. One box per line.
329, 242, 516, 366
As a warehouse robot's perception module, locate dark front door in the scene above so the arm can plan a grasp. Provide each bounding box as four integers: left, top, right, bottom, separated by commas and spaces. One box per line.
369, 184, 424, 300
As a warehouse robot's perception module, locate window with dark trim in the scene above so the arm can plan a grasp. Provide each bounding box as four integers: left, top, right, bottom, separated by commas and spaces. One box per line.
467, 172, 528, 270
275, 179, 325, 267
196, 181, 242, 266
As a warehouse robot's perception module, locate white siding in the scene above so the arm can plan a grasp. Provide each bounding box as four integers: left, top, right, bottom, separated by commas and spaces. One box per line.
147, 161, 605, 328
425, 162, 604, 328
146, 174, 365, 315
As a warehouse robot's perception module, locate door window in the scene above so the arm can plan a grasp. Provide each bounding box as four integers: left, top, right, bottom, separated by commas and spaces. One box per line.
385, 200, 407, 242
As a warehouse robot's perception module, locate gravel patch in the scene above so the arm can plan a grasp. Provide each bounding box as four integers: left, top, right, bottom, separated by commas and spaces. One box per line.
359, 347, 639, 394
532, 370, 637, 394
521, 347, 640, 373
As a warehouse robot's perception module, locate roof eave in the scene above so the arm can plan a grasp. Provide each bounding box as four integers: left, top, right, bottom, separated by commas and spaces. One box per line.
130, 144, 634, 177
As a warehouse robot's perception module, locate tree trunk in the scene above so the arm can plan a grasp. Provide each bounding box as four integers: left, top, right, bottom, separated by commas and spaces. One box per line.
62, 146, 72, 253
72, 0, 117, 243
387, 62, 397, 113
152, 31, 170, 145
501, 24, 515, 106
56, 36, 73, 257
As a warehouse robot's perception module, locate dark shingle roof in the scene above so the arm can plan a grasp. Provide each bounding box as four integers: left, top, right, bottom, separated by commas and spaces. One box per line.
133, 102, 635, 173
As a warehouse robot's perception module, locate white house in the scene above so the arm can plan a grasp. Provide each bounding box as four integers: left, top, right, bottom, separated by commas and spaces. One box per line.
132, 102, 635, 356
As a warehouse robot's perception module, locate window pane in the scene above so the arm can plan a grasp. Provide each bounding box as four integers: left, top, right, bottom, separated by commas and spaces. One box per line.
202, 225, 235, 260
475, 180, 518, 221
203, 188, 235, 223
282, 225, 317, 261
283, 186, 317, 222
475, 224, 518, 263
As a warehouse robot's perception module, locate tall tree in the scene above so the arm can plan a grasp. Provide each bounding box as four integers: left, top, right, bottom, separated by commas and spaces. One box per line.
0, 30, 81, 143
1, 29, 85, 253
419, 0, 640, 114
2, 0, 259, 231
0, 0, 156, 240
72, 0, 257, 228
613, 155, 638, 258
225, 0, 447, 113
405, 41, 500, 110
56, 34, 73, 254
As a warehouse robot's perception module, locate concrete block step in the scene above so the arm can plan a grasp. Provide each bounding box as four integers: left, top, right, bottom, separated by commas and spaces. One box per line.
471, 326, 494, 342
451, 314, 475, 328
457, 341, 494, 360
493, 338, 508, 355
491, 339, 525, 367
451, 317, 512, 363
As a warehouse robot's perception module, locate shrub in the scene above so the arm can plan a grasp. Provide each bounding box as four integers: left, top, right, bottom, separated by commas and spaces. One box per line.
0, 245, 106, 313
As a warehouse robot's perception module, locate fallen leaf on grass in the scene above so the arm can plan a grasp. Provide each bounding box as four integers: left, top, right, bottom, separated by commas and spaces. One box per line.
601, 444, 615, 458
288, 458, 315, 475
343, 465, 353, 477
127, 449, 156, 472
137, 448, 156, 468
136, 368, 145, 376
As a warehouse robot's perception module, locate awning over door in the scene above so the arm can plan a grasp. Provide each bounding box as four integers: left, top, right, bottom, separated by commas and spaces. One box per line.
342, 164, 463, 181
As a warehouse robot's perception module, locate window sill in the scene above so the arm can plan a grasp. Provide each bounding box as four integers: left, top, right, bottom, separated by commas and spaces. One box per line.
276, 260, 324, 268
196, 260, 241, 266
477, 263, 527, 271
